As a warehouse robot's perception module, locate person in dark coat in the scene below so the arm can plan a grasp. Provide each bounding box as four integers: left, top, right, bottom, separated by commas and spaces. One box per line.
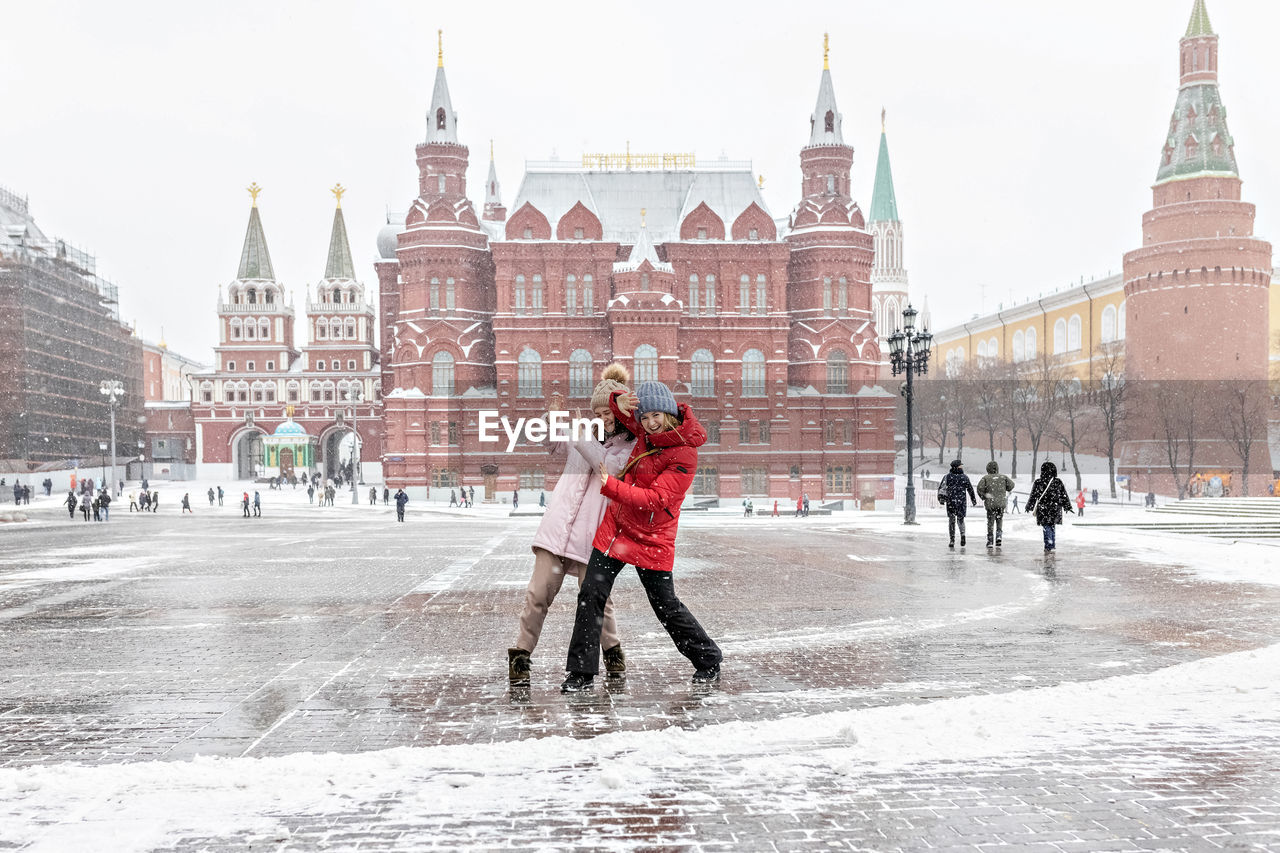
938, 459, 977, 548
394, 488, 408, 522
975, 460, 1015, 548
383, 486, 390, 505
181, 493, 193, 514
512, 489, 519, 510
1026, 461, 1075, 552
65, 490, 77, 519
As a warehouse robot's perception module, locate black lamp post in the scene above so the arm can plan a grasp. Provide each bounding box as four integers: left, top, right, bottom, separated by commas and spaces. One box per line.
888, 304, 933, 525
98, 441, 108, 490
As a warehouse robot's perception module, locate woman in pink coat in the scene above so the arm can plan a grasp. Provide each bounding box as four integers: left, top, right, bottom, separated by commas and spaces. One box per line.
508, 364, 635, 686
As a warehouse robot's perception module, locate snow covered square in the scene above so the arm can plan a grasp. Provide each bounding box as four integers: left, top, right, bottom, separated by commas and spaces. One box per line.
1, 486, 1279, 851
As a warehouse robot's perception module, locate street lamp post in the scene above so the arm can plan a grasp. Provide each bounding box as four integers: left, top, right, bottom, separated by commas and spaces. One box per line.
100, 380, 124, 496
98, 441, 108, 490
346, 383, 363, 505
137, 440, 146, 483
888, 304, 933, 525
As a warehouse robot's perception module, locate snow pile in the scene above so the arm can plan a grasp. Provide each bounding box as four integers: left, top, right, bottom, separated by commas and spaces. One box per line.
1, 642, 1276, 849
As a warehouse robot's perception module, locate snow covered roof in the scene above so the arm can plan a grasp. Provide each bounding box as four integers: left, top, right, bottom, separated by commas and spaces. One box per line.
509, 166, 768, 243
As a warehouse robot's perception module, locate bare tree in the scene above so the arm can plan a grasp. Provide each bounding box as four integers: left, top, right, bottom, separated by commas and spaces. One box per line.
1052, 377, 1088, 493
1215, 379, 1268, 496
1017, 351, 1068, 477
1154, 382, 1202, 500
1092, 343, 1128, 498
972, 361, 1006, 462
916, 380, 951, 464
946, 374, 976, 461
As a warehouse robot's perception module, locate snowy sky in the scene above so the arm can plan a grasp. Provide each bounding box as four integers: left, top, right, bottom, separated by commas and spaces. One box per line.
3, 0, 1278, 363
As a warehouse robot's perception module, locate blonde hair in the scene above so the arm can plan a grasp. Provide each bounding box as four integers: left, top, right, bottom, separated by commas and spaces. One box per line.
642, 411, 680, 432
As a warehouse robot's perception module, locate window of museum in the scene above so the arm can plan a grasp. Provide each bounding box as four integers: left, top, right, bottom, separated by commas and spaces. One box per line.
437, 175, 446, 194
742, 467, 768, 495
432, 351, 454, 397
245, 323, 255, 340
574, 227, 584, 240
823, 277, 833, 312
317, 361, 326, 371
1067, 315, 1082, 352
287, 387, 298, 403
826, 350, 848, 393
697, 228, 707, 240
692, 466, 719, 496
514, 275, 526, 315
519, 469, 546, 489
446, 278, 455, 312
266, 361, 274, 371
347, 359, 356, 371
704, 275, 715, 313
247, 361, 255, 372
316, 321, 327, 339
760, 420, 770, 444
431, 423, 441, 445
227, 361, 236, 372
748, 228, 759, 241
837, 276, 848, 314
565, 275, 577, 315
756, 274, 767, 314
230, 320, 242, 340
523, 228, 533, 239
583, 275, 594, 315
706, 420, 720, 444
569, 349, 593, 396
827, 176, 835, 194
448, 421, 459, 445
790, 465, 800, 480
532, 275, 544, 315
688, 275, 699, 315
202, 390, 212, 402
739, 421, 751, 443
430, 277, 440, 313
826, 465, 852, 494
741, 349, 765, 396
634, 344, 658, 384
432, 469, 459, 488
739, 275, 750, 315
1053, 319, 1067, 355
691, 349, 714, 396
518, 348, 542, 398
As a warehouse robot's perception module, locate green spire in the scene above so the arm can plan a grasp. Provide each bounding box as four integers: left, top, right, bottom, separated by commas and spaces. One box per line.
237, 204, 275, 281
868, 124, 899, 223
324, 206, 356, 280
1185, 0, 1213, 38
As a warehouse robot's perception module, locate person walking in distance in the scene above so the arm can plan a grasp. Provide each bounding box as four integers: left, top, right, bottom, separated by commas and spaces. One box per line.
253, 490, 262, 517
938, 459, 977, 548
65, 490, 77, 519
369, 486, 377, 505
383, 486, 390, 506
976, 461, 1015, 548
207, 487, 215, 506
562, 380, 721, 692
1026, 461, 1075, 552
509, 367, 635, 688
512, 489, 519, 511
394, 488, 408, 522
1076, 489, 1086, 518
217, 486, 224, 506
181, 493, 193, 514
242, 492, 251, 518
150, 491, 159, 513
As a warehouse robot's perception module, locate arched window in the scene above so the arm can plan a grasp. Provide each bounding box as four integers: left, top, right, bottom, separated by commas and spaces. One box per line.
885, 296, 898, 333
988, 337, 998, 359
1012, 330, 1025, 362
756, 274, 767, 313
823, 276, 833, 312
1053, 318, 1068, 354
691, 349, 715, 396
259, 318, 270, 341
230, 318, 242, 340
315, 319, 327, 339
634, 344, 658, 384
244, 321, 255, 340
1101, 305, 1117, 343
429, 277, 440, 312
445, 277, 455, 312
741, 349, 765, 397
837, 276, 848, 312
532, 274, 544, 314
247, 288, 257, 304
688, 274, 699, 315
517, 348, 542, 398
436, 107, 446, 130
582, 274, 594, 315
432, 351, 454, 397
569, 350, 593, 397
264, 289, 275, 304
824, 110, 835, 133
332, 288, 341, 303
1026, 327, 1038, 359
704, 275, 715, 313
1067, 315, 1082, 351
344, 318, 356, 339
1117, 301, 1126, 339
329, 318, 342, 340
977, 340, 989, 360
826, 350, 848, 394
514, 274, 526, 314
565, 274, 577, 315
739, 275, 750, 315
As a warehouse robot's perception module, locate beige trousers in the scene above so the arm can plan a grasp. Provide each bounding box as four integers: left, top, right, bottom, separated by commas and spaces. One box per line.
516, 547, 620, 653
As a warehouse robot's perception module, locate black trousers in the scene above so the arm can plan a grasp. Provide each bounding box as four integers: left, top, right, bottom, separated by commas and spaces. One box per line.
567, 548, 722, 675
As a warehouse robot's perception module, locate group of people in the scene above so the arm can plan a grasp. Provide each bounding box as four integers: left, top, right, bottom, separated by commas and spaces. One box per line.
507, 363, 722, 694
448, 487, 476, 508
937, 459, 1077, 551
125, 488, 162, 512
10, 482, 33, 504
65, 488, 114, 521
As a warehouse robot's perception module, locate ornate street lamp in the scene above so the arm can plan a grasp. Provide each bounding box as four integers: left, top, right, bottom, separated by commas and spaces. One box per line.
99, 380, 124, 495
889, 304, 933, 524
346, 383, 363, 504
98, 441, 108, 490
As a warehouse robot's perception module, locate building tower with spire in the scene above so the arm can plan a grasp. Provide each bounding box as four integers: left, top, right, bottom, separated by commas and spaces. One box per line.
868, 109, 909, 360
1122, 0, 1271, 382
483, 141, 506, 222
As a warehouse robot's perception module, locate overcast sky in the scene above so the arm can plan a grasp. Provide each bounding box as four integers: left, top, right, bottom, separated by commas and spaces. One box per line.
3, 0, 1277, 363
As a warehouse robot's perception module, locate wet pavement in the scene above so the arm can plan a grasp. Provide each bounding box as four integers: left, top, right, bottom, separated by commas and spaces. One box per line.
1, 491, 1279, 851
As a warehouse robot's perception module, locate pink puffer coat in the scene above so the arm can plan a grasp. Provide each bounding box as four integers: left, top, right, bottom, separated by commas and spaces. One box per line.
530, 428, 635, 565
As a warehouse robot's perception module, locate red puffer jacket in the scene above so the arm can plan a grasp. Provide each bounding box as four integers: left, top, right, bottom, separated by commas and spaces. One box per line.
591, 391, 706, 572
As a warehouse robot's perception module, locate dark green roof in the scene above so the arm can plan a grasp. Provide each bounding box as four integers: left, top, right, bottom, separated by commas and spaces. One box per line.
1155, 84, 1237, 184
236, 206, 275, 280
1185, 0, 1214, 37
868, 131, 899, 223
324, 207, 356, 280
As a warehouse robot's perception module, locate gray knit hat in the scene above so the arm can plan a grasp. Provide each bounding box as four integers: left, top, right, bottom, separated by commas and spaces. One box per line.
635, 381, 678, 417
590, 363, 630, 410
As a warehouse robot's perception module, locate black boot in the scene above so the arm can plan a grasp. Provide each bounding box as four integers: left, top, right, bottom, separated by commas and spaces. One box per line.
560, 672, 594, 693
603, 644, 626, 676
692, 664, 721, 684
508, 648, 531, 686
960, 535, 966, 547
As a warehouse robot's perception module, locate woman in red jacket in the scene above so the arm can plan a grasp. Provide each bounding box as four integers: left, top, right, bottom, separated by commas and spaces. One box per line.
562, 381, 722, 692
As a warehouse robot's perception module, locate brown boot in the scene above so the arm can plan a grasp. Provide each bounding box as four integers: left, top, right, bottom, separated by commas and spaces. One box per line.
603, 644, 626, 676
508, 648, 531, 685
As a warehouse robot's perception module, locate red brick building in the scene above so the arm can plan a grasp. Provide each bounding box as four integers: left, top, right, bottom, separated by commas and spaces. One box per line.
375, 43, 895, 502
191, 186, 383, 482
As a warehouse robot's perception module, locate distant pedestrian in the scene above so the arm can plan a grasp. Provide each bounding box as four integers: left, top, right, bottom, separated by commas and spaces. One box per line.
207, 488, 215, 506
394, 488, 408, 522
468, 485, 475, 507
1026, 461, 1074, 552
538, 491, 545, 508
976, 461, 1015, 548
1091, 488, 1099, 506
796, 497, 803, 518
802, 495, 810, 517
65, 490, 77, 519
242, 492, 250, 518
217, 486, 224, 506
369, 486, 377, 505
449, 489, 458, 507
1011, 494, 1020, 513
91, 495, 101, 522
307, 484, 315, 504
181, 493, 193, 514
512, 490, 519, 510
98, 489, 111, 521
938, 459, 977, 548
772, 500, 779, 517
80, 493, 91, 521
382, 486, 389, 505
150, 491, 159, 513
253, 491, 261, 517
1076, 490, 1086, 518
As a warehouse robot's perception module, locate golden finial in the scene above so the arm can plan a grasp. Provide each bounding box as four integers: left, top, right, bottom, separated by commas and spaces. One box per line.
641, 208, 647, 228
823, 33, 829, 70
286, 404, 295, 419
331, 183, 346, 208
437, 29, 443, 68
881, 107, 886, 132
247, 182, 262, 206
159, 325, 167, 349
490, 139, 494, 161
758, 174, 765, 189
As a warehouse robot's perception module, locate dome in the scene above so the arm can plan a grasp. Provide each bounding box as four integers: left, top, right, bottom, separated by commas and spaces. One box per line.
273, 419, 308, 437
376, 221, 402, 259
